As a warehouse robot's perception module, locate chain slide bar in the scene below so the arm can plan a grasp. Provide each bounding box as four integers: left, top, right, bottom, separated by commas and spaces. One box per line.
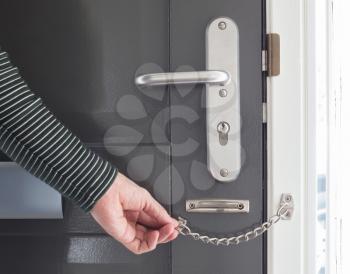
176, 193, 293, 246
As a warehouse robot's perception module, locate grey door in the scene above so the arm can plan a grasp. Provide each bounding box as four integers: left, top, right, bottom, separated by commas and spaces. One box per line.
0, 1, 265, 274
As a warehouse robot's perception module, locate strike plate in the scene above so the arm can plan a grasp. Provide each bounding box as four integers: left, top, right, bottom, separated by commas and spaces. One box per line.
206, 17, 241, 182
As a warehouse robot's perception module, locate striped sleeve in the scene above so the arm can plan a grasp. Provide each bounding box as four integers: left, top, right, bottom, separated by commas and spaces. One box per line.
0, 49, 118, 212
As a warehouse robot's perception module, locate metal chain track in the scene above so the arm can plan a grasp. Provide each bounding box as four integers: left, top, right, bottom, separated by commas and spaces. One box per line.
176, 199, 291, 246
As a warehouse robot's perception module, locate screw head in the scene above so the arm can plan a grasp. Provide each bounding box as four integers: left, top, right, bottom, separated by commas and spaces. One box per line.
219, 89, 228, 97
220, 168, 229, 177
284, 211, 291, 218
285, 195, 292, 202
189, 203, 195, 209
218, 21, 227, 30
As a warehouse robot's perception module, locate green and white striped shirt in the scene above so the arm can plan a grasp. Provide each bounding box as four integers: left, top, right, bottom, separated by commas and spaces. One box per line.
0, 49, 118, 212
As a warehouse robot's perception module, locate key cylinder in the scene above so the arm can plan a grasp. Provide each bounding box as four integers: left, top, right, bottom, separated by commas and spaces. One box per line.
217, 121, 230, 145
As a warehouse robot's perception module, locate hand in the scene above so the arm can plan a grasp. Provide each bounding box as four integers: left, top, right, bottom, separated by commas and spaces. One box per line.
91, 173, 179, 254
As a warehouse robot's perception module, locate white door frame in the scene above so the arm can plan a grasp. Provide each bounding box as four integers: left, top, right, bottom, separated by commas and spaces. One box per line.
266, 1, 309, 273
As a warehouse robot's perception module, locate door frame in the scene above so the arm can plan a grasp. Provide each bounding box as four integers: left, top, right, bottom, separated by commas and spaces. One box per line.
266, 0, 309, 273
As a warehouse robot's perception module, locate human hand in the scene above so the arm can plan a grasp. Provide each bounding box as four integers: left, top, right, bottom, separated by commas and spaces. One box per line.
91, 173, 179, 254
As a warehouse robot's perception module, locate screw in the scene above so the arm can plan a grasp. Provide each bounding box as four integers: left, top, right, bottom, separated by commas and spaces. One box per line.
285, 194, 292, 202
238, 203, 244, 210
189, 203, 195, 209
284, 211, 291, 218
218, 21, 226, 30
220, 168, 229, 177
219, 89, 228, 97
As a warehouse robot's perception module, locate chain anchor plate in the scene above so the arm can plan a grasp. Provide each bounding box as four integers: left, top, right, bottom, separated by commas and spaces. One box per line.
176, 193, 294, 246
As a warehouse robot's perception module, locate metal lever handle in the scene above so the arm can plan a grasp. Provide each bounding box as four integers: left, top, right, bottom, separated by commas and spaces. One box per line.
135, 70, 230, 87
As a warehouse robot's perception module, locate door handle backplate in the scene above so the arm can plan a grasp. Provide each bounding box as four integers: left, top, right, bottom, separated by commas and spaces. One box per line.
206, 17, 240, 182
135, 17, 241, 182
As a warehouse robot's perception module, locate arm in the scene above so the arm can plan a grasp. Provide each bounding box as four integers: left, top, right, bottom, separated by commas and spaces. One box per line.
0, 49, 178, 253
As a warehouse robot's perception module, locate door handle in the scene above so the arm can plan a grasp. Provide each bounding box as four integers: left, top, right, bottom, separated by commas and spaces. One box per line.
135, 17, 240, 183
135, 70, 230, 87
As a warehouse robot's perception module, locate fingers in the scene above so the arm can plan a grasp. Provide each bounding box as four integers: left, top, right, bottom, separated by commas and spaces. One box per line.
123, 224, 160, 254
138, 211, 179, 230
142, 191, 174, 226
120, 222, 179, 254
133, 211, 160, 228
161, 230, 179, 244
125, 210, 178, 230
123, 213, 178, 244
157, 223, 175, 243
113, 218, 137, 244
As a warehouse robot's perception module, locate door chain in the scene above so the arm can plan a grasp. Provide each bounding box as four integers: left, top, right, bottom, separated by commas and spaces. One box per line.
176, 194, 293, 246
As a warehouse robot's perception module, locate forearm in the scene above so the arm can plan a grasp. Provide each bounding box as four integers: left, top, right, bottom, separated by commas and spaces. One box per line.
0, 49, 118, 212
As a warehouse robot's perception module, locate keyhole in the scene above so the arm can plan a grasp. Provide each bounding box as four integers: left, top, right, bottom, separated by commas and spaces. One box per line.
217, 121, 230, 146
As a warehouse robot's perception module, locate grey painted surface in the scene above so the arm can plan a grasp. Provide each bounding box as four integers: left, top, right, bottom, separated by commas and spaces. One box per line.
0, 236, 63, 274
0, 0, 169, 146
0, 0, 264, 273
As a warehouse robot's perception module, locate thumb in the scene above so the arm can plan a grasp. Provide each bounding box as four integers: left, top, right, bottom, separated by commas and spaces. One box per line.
142, 190, 175, 226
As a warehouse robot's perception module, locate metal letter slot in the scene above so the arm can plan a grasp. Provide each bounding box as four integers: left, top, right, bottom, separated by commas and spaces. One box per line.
186, 199, 249, 213
135, 17, 241, 182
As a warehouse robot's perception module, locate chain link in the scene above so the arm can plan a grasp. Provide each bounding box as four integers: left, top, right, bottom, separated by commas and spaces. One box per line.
175, 201, 290, 246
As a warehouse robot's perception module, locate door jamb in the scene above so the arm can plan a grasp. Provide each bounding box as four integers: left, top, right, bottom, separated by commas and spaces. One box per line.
266, 1, 308, 273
